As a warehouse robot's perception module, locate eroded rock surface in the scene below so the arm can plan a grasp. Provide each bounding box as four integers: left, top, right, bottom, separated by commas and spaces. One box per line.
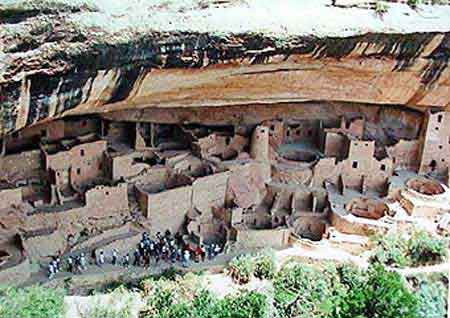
1, 0, 450, 135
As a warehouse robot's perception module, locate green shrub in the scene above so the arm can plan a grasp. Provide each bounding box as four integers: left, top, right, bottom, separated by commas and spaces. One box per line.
370, 231, 448, 267
84, 305, 133, 318
141, 287, 269, 318
0, 285, 66, 318
332, 263, 368, 318
253, 250, 276, 280
408, 231, 448, 266
364, 265, 419, 318
407, 0, 421, 8
375, 2, 389, 16
228, 254, 254, 284
218, 291, 268, 318
416, 280, 447, 318
274, 263, 336, 317
370, 233, 410, 267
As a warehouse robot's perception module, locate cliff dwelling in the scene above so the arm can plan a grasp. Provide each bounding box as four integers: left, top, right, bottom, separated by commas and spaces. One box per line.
0, 0, 450, 289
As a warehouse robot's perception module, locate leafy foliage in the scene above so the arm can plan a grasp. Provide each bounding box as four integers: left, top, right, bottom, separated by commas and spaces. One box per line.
273, 262, 421, 318
407, 0, 421, 8
141, 288, 268, 318
408, 231, 448, 266
375, 2, 389, 16
364, 265, 419, 318
274, 262, 337, 317
370, 231, 448, 267
0, 285, 66, 318
370, 232, 410, 267
228, 254, 254, 284
416, 280, 447, 318
253, 249, 276, 280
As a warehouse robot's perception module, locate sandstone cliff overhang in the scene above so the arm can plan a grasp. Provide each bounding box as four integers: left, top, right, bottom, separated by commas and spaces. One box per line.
1, 0, 450, 135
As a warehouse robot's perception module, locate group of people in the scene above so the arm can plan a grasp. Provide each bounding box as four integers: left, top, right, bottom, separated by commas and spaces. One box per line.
48, 230, 223, 279
48, 253, 87, 279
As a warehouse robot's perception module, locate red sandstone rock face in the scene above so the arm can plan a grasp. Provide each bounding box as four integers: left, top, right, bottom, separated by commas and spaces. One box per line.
0, 3, 449, 135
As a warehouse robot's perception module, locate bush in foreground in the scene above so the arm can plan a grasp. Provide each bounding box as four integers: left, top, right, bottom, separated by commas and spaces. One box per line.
253, 250, 276, 280
228, 254, 255, 284
142, 288, 268, 318
408, 231, 448, 266
273, 262, 421, 318
0, 285, 66, 318
370, 230, 448, 268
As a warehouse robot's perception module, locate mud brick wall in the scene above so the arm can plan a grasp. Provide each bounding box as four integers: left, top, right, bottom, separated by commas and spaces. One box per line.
235, 228, 291, 249
192, 172, 230, 214
146, 186, 192, 234
0, 150, 42, 183
0, 188, 22, 209
85, 184, 129, 216
419, 111, 450, 175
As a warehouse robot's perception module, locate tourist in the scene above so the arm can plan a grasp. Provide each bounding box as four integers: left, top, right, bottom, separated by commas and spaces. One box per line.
207, 244, 213, 260
123, 253, 130, 267
80, 253, 87, 270
51, 259, 59, 273
56, 256, 61, 271
175, 232, 183, 246
200, 245, 206, 262
139, 240, 145, 256
214, 244, 221, 257
48, 263, 55, 280
194, 245, 203, 262
161, 244, 169, 262
182, 249, 190, 268
170, 248, 177, 263
133, 249, 141, 266
97, 250, 105, 267
67, 255, 74, 273
112, 249, 118, 266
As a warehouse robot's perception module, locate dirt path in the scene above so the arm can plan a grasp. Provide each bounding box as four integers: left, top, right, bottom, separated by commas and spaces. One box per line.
393, 263, 450, 277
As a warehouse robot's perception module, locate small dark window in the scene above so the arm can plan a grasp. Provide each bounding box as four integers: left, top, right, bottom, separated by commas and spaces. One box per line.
57, 172, 60, 176
225, 137, 231, 146
392, 157, 396, 164
442, 159, 445, 162
80, 149, 85, 156
41, 130, 47, 137
439, 145, 443, 150
286, 130, 290, 137
430, 160, 437, 171
105, 191, 109, 195
307, 130, 312, 136
76, 168, 81, 175
81, 120, 87, 127
380, 164, 386, 171
98, 163, 102, 170
352, 161, 358, 169
438, 115, 443, 123
270, 125, 275, 131
435, 127, 439, 131
296, 130, 300, 136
